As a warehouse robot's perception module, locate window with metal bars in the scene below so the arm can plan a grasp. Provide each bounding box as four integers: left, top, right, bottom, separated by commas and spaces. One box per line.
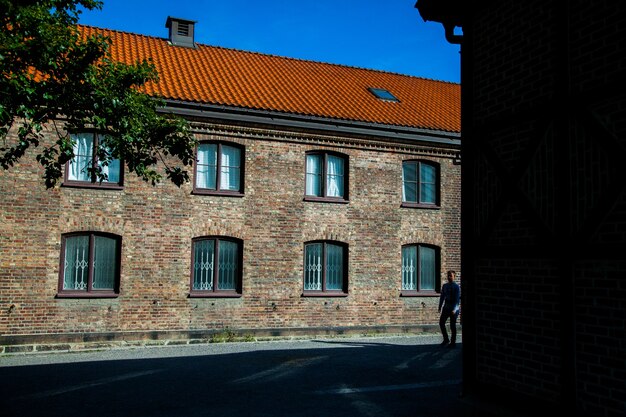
57, 232, 121, 298
303, 241, 348, 296
190, 237, 242, 297
401, 243, 440, 296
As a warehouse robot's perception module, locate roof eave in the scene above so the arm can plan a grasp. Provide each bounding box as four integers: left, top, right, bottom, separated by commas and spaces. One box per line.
160, 100, 461, 148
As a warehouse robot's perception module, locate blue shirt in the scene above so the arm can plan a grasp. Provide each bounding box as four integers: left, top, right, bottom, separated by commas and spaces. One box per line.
439, 281, 460, 313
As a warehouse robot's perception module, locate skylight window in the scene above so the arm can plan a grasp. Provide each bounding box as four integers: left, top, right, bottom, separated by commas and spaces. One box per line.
368, 87, 399, 102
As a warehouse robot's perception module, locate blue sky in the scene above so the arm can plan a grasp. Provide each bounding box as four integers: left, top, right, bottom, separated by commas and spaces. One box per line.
78, 0, 460, 83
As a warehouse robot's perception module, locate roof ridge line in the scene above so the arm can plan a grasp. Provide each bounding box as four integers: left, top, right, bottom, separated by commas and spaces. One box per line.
76, 24, 459, 85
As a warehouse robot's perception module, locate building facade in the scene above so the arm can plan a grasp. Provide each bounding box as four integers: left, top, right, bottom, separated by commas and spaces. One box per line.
0, 19, 461, 350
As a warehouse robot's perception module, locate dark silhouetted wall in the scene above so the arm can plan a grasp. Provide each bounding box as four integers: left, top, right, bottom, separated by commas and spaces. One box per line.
461, 1, 626, 416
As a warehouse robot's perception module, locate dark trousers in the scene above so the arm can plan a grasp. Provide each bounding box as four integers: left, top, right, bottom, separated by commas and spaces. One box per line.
439, 308, 458, 343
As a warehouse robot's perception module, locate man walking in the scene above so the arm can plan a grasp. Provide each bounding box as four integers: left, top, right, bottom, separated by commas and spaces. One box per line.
438, 270, 460, 347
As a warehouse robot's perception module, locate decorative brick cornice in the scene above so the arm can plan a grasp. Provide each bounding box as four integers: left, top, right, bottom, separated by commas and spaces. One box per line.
189, 121, 459, 159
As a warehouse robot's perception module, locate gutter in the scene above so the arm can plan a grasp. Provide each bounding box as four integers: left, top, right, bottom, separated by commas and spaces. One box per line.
159, 100, 461, 148
444, 23, 463, 45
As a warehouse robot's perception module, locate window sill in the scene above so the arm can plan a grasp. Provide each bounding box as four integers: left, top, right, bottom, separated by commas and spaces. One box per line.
62, 182, 123, 190
400, 291, 440, 297
56, 292, 119, 299
401, 202, 440, 210
303, 196, 349, 204
188, 292, 242, 298
192, 190, 244, 198
302, 291, 348, 297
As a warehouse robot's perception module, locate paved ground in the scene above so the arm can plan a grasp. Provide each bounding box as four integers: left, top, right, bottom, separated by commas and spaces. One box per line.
0, 335, 518, 417
0, 334, 447, 367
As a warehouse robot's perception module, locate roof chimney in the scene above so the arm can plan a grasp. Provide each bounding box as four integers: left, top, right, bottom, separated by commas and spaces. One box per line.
165, 16, 197, 48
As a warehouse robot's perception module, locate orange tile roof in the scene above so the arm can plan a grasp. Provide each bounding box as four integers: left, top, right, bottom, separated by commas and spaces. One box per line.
80, 25, 460, 133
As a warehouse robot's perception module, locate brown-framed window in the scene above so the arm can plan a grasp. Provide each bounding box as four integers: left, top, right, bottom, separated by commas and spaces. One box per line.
402, 160, 440, 208
193, 142, 244, 196
58, 232, 121, 298
303, 241, 348, 296
190, 237, 243, 297
64, 132, 123, 189
305, 151, 348, 202
401, 243, 440, 296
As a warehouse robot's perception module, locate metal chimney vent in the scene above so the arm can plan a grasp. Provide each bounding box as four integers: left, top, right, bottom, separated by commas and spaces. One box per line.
177, 22, 190, 37
165, 16, 197, 48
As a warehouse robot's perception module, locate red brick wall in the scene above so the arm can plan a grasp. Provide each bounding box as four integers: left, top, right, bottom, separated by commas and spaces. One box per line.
0, 121, 461, 339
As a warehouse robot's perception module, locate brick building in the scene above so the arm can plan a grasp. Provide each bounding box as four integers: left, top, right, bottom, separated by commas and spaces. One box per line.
0, 18, 461, 350
417, 0, 626, 416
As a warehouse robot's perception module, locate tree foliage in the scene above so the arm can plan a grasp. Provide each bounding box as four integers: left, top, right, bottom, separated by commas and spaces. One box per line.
0, 0, 196, 188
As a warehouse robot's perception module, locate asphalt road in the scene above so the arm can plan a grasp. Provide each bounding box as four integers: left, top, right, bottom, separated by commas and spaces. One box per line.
0, 335, 478, 417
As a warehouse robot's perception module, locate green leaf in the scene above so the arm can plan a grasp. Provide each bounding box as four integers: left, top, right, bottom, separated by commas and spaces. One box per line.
1, 0, 193, 188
